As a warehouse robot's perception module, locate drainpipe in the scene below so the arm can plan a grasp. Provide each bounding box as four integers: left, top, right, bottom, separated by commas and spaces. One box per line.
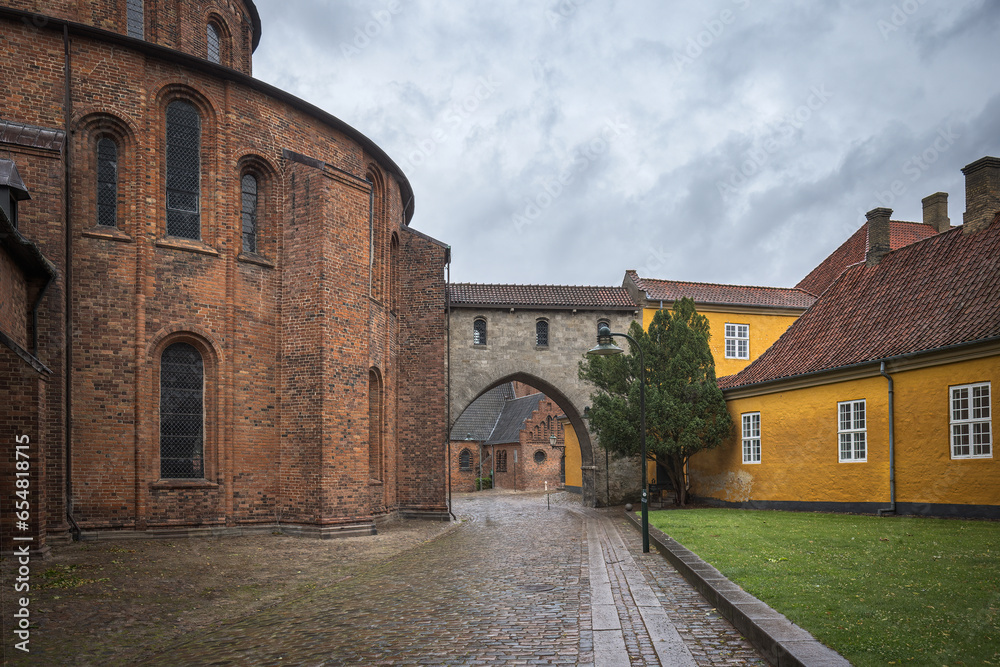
878, 361, 896, 516
446, 251, 455, 520
63, 24, 80, 541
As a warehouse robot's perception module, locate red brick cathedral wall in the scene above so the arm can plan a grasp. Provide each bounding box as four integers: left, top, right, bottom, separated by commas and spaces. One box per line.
0, 1, 448, 537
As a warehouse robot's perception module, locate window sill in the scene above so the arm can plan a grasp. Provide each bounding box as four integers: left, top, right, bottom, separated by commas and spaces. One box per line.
155, 236, 220, 256
237, 252, 274, 268
368, 479, 383, 486
473, 344, 488, 349
151, 479, 219, 490
83, 226, 133, 243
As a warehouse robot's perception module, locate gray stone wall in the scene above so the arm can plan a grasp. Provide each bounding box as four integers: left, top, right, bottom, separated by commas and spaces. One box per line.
448, 305, 639, 506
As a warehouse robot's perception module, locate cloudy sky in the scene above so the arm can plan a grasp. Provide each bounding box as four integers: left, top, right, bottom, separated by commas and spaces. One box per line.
251, 0, 1000, 290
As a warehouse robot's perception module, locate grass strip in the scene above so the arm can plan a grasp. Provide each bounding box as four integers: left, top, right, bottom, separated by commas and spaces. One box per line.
649, 508, 1000, 666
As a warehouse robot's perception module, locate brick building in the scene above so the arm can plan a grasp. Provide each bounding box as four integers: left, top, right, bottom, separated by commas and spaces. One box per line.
449, 382, 567, 493
0, 0, 449, 551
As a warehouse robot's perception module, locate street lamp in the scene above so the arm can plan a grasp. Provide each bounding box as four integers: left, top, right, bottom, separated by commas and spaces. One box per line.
587, 324, 649, 553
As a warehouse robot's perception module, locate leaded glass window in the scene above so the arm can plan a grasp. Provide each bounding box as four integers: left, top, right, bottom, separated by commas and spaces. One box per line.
166, 101, 201, 239
473, 318, 487, 345
459, 449, 472, 471
207, 23, 220, 63
160, 343, 204, 479
241, 173, 258, 253
97, 137, 118, 227
536, 320, 549, 347
127, 0, 144, 39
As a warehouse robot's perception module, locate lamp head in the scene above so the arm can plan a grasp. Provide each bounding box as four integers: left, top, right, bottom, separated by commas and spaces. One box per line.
587, 325, 624, 356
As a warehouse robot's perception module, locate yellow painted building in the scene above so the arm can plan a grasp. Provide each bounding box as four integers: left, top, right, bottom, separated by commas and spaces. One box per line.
689, 186, 1000, 518
623, 270, 814, 378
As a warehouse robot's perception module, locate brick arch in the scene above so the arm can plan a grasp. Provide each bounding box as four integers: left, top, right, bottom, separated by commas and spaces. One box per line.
236, 153, 281, 258
72, 111, 141, 234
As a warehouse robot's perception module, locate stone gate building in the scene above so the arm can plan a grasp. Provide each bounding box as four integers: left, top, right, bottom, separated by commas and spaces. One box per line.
0, 0, 449, 552
448, 283, 641, 506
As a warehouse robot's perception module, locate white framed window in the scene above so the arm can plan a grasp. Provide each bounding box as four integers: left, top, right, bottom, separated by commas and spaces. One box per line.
742, 412, 760, 464
951, 382, 992, 459
725, 323, 749, 359
838, 400, 867, 462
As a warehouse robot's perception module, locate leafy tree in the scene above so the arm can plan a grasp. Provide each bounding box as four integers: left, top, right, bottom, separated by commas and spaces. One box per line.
579, 298, 733, 505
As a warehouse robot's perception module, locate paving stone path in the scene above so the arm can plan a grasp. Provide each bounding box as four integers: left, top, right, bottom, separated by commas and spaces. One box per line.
144, 493, 766, 665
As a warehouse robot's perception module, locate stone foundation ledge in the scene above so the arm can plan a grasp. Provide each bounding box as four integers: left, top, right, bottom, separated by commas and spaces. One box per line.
623, 511, 849, 667
75, 522, 377, 542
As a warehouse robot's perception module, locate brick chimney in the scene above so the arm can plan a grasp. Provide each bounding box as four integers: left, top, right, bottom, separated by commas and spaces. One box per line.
921, 192, 950, 233
865, 207, 892, 266
961, 156, 1000, 234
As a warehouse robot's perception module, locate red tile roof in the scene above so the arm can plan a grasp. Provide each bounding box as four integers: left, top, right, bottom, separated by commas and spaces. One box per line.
722, 215, 1000, 390
449, 283, 636, 309
795, 220, 939, 297
625, 271, 815, 310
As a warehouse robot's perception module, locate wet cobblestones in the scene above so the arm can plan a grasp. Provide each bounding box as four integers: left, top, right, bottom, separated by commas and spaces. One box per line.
138, 494, 765, 665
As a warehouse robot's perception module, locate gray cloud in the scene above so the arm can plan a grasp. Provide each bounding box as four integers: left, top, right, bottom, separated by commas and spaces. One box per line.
253, 0, 1000, 289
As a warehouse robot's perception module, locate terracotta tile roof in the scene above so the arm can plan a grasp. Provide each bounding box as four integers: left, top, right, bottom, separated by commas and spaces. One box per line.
449, 283, 636, 310
795, 220, 939, 296
625, 271, 815, 310
724, 215, 1000, 390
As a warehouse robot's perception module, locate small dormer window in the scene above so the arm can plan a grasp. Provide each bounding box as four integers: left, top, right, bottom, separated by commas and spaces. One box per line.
207, 23, 221, 63
0, 158, 31, 230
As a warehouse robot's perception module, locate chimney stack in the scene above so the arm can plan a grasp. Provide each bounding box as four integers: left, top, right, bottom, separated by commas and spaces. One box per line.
865, 207, 892, 266
921, 192, 950, 233
961, 156, 1000, 234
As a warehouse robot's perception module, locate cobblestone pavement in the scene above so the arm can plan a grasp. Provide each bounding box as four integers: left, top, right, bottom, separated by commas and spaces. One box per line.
140, 493, 765, 666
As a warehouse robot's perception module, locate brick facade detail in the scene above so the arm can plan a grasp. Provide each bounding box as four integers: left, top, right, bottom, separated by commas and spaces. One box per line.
0, 0, 448, 543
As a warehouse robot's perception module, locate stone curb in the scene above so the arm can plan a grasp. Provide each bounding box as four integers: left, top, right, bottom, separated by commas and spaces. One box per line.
622, 511, 850, 667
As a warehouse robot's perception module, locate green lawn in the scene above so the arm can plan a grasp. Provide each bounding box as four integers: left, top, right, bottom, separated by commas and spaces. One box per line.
649, 508, 1000, 666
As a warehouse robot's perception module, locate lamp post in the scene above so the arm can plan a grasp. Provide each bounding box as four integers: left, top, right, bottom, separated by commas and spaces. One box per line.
587, 324, 649, 553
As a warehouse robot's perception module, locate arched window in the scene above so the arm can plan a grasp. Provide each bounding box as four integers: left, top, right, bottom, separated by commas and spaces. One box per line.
496, 449, 508, 473
536, 319, 549, 347
207, 23, 221, 63
160, 342, 204, 479
96, 137, 118, 227
166, 101, 201, 239
459, 449, 472, 471
369, 369, 383, 481
473, 318, 487, 345
241, 173, 258, 253
597, 319, 610, 333
127, 0, 144, 39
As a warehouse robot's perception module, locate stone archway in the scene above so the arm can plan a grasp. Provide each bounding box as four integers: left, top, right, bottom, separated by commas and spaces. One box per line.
455, 371, 597, 506
447, 292, 639, 508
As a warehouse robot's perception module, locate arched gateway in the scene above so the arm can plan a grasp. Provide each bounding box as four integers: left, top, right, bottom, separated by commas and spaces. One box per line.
448, 284, 639, 507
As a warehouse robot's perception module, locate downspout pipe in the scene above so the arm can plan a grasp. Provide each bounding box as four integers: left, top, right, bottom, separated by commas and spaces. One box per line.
63, 23, 80, 541
877, 361, 896, 516
446, 251, 455, 521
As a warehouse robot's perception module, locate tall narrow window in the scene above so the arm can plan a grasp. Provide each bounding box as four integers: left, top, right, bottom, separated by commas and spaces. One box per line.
725, 323, 750, 359
496, 449, 508, 473
536, 319, 549, 347
127, 0, 144, 39
473, 318, 487, 345
951, 382, 992, 459
838, 400, 867, 462
369, 370, 383, 480
165, 101, 201, 239
96, 137, 118, 227
160, 343, 204, 479
207, 23, 221, 63
742, 412, 761, 464
459, 449, 472, 471
241, 173, 258, 253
